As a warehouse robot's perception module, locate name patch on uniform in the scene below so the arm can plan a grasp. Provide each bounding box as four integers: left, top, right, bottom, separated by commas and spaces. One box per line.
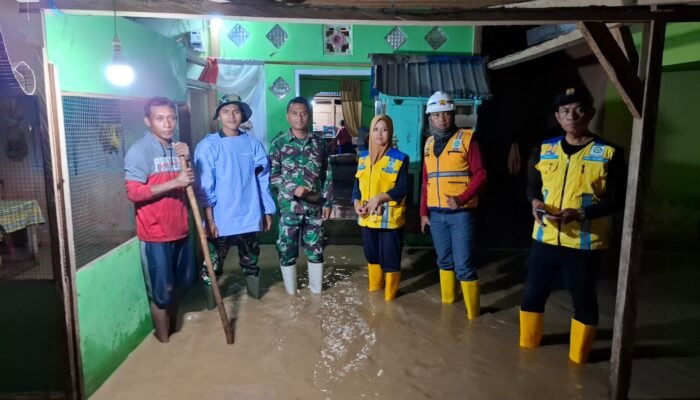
153, 157, 181, 173
541, 144, 559, 160
583, 145, 608, 162
382, 158, 397, 173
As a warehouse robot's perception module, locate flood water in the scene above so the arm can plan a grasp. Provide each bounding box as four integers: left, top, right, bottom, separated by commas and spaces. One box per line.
91, 246, 700, 400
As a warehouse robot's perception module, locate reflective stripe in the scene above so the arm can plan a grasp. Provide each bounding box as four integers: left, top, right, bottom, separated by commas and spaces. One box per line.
427, 171, 472, 178
381, 204, 389, 229
579, 193, 593, 250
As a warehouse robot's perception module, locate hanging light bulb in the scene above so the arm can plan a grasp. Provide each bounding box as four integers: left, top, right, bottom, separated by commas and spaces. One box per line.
105, 0, 134, 86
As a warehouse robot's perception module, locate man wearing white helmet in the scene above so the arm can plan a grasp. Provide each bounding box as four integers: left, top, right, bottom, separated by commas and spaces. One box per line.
419, 91, 487, 320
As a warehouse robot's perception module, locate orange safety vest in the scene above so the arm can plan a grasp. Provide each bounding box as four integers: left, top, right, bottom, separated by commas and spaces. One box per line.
424, 129, 478, 210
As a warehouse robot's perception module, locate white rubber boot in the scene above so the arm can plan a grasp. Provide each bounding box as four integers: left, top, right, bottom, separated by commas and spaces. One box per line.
308, 262, 324, 294
280, 264, 297, 295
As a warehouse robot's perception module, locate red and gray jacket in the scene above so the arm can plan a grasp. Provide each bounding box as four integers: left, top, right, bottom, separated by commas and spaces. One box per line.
124, 132, 188, 242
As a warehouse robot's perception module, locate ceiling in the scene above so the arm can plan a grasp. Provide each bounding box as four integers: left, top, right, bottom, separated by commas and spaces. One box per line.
33, 0, 700, 24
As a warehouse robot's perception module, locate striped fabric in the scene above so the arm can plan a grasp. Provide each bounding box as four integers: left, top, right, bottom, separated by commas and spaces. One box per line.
0, 200, 45, 236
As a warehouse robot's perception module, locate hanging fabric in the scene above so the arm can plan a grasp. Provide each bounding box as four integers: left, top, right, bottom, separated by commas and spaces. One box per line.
340, 79, 362, 137
215, 60, 267, 146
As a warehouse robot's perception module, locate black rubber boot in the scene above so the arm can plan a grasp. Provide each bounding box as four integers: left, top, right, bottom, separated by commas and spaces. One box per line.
246, 274, 261, 300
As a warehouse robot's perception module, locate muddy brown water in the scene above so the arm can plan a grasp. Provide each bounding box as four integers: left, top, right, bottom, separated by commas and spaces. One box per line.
91, 246, 700, 400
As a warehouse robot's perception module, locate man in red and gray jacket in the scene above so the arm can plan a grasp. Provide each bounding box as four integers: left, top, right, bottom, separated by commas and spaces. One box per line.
124, 97, 195, 343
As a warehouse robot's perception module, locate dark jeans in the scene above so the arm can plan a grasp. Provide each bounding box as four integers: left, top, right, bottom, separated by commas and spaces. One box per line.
521, 241, 602, 325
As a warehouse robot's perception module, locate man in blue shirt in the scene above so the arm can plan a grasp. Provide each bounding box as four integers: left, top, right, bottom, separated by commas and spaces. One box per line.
194, 95, 275, 299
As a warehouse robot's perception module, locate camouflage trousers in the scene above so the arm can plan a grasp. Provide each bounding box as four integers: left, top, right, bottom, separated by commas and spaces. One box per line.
277, 212, 324, 266
201, 232, 260, 286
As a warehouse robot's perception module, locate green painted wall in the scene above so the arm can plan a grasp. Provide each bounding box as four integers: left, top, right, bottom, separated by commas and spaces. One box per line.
76, 238, 152, 397
220, 23, 474, 62
44, 13, 187, 101
629, 23, 700, 66
604, 68, 700, 244
218, 21, 474, 143
660, 23, 700, 66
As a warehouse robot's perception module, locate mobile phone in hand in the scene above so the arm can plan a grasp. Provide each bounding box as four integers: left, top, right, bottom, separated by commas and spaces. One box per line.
535, 208, 549, 223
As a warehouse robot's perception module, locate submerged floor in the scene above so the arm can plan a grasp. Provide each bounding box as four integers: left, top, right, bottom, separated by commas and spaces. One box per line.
91, 245, 700, 400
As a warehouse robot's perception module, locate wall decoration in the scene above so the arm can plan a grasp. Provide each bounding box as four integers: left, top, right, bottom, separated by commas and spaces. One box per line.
385, 27, 407, 51
324, 25, 352, 55
227, 23, 250, 48
266, 24, 288, 49
425, 27, 448, 50
269, 76, 291, 100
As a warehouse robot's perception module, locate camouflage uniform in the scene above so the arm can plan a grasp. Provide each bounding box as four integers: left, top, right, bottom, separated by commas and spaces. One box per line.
270, 130, 333, 266
201, 232, 260, 286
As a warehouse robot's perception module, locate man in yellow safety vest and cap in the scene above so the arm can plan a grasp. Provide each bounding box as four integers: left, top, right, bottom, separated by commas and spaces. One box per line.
420, 91, 488, 320
519, 87, 627, 364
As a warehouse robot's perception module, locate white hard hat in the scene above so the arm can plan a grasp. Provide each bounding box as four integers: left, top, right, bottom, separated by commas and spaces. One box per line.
426, 91, 455, 114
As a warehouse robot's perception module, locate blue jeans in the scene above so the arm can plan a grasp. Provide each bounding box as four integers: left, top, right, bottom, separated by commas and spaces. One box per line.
429, 210, 478, 281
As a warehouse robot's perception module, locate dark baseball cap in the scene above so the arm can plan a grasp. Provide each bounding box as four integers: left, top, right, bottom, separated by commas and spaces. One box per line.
212, 94, 252, 122
552, 87, 593, 112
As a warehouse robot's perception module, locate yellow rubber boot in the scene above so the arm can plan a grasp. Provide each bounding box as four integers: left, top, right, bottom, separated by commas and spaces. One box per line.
368, 263, 384, 292
384, 272, 401, 301
569, 319, 597, 364
460, 280, 481, 320
519, 310, 544, 348
439, 269, 456, 304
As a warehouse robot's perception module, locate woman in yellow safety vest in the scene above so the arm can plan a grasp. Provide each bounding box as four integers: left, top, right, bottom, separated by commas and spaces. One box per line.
353, 115, 409, 301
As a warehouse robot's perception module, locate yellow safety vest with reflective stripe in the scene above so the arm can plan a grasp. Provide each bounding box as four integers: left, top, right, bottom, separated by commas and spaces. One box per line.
355, 148, 407, 229
424, 129, 478, 210
532, 136, 616, 250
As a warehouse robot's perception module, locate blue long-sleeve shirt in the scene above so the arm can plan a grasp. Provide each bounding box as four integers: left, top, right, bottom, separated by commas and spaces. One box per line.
194, 131, 275, 236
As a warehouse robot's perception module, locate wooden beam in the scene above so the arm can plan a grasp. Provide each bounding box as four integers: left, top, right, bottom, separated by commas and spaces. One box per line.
45, 62, 84, 400
187, 55, 370, 68
609, 19, 666, 400
187, 78, 215, 91
473, 26, 483, 54
488, 28, 584, 69
580, 21, 643, 118
284, 0, 526, 7
637, 23, 652, 79
37, 1, 700, 24
611, 25, 639, 68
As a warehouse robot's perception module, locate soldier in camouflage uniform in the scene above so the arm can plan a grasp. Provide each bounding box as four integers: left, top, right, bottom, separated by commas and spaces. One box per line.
270, 96, 333, 294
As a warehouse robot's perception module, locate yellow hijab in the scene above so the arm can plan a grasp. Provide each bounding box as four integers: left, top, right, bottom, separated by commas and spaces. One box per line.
368, 114, 394, 166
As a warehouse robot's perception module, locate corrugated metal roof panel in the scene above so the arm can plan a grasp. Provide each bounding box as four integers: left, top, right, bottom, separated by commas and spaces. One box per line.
371, 54, 491, 100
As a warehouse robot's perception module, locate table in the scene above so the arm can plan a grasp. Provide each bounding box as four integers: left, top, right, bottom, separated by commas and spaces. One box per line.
0, 200, 45, 266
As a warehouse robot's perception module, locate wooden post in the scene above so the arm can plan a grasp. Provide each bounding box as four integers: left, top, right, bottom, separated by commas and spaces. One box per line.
472, 26, 483, 54
179, 157, 235, 344
609, 18, 666, 400
45, 61, 84, 399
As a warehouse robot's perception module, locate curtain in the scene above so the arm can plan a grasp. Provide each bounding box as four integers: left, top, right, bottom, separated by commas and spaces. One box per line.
215, 60, 267, 147
340, 79, 362, 137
